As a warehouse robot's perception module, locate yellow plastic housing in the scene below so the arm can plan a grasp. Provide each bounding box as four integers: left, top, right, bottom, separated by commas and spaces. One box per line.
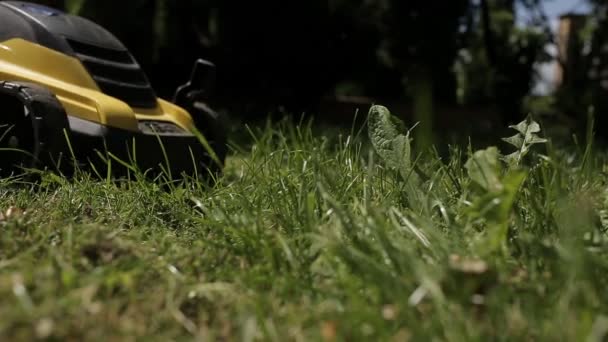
0, 38, 195, 132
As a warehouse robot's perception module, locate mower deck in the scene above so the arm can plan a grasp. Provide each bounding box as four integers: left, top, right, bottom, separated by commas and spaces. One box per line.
67, 116, 217, 178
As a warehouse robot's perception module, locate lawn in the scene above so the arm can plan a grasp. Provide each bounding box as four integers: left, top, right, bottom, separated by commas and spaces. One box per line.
1, 106, 608, 340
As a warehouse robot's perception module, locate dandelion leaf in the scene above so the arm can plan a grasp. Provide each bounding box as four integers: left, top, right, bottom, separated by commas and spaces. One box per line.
465, 147, 503, 192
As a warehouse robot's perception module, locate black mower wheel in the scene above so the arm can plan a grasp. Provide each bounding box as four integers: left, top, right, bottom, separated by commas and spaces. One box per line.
0, 81, 70, 177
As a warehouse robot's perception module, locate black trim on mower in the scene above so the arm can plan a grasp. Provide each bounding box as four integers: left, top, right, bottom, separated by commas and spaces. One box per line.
66, 115, 223, 179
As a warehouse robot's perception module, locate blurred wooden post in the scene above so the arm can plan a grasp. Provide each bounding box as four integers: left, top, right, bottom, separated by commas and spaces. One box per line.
556, 14, 587, 88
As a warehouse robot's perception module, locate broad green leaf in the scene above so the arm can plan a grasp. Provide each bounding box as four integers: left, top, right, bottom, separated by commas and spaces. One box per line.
392, 134, 413, 178
495, 170, 527, 221
469, 169, 527, 255
368, 105, 413, 178
368, 105, 424, 213
466, 169, 527, 224
465, 147, 503, 192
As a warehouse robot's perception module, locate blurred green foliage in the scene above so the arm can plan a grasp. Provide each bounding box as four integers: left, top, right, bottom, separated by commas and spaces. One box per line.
30, 1, 545, 110
27, 0, 608, 137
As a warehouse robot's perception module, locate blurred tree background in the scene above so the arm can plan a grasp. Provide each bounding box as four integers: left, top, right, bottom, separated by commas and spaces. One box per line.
25, 0, 608, 138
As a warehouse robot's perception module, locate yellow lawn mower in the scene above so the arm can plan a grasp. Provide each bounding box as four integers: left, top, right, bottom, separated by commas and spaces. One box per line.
0, 1, 227, 179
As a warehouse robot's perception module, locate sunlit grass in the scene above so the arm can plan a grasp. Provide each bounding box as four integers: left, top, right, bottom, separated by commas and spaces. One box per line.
1, 117, 608, 340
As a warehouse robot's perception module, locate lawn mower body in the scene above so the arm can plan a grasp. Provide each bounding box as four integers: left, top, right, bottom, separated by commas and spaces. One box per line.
0, 1, 225, 177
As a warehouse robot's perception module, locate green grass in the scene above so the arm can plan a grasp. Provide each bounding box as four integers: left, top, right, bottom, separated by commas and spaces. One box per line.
1, 113, 608, 341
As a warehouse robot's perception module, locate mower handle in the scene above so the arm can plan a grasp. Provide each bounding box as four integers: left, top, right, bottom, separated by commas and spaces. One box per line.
172, 59, 216, 106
